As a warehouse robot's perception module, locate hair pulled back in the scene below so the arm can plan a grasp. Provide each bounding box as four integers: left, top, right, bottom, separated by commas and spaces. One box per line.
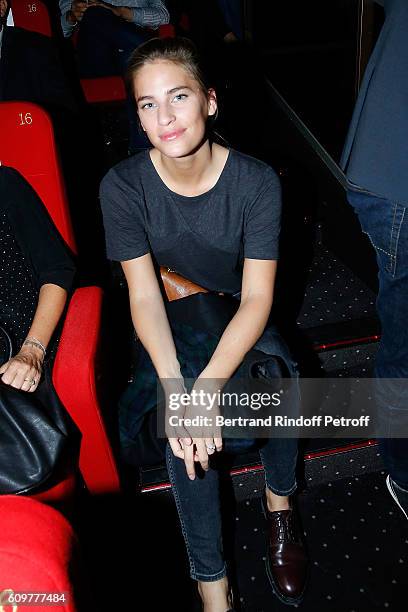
127, 36, 210, 97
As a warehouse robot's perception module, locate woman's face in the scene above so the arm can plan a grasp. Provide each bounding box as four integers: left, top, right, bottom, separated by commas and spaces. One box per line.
133, 60, 217, 158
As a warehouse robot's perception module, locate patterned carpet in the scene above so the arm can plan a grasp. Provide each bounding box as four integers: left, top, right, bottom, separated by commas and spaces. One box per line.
233, 469, 406, 612
77, 467, 407, 612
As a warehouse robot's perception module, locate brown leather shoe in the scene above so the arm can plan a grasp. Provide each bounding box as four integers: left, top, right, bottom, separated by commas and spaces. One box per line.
261, 494, 308, 606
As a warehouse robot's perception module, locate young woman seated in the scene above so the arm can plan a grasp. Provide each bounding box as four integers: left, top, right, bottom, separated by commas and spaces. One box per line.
100, 37, 308, 611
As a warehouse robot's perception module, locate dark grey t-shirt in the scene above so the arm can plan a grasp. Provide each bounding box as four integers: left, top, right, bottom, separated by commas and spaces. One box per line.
100, 148, 281, 294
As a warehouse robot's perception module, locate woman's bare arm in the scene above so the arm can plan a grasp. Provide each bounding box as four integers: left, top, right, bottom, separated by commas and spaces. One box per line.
0, 283, 67, 391
121, 253, 182, 379
26, 284, 68, 348
121, 254, 190, 458
199, 258, 277, 382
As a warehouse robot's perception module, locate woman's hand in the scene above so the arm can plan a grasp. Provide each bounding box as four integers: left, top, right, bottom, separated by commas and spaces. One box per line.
168, 398, 211, 481
0, 345, 43, 392
171, 379, 223, 480
190, 378, 223, 474
163, 377, 221, 479
163, 377, 193, 463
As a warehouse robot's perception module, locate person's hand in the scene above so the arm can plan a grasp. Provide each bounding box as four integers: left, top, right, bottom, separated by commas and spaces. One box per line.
67, 1, 89, 24
68, 0, 103, 24
164, 377, 223, 479
180, 379, 223, 480
167, 397, 211, 480
190, 377, 223, 464
163, 377, 193, 462
0, 345, 43, 392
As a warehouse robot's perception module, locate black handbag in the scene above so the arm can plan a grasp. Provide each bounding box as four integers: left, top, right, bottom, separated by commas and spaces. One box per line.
0, 326, 80, 495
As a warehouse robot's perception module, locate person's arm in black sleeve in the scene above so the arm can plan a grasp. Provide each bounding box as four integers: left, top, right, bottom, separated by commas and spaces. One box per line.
0, 167, 76, 391
2, 167, 76, 294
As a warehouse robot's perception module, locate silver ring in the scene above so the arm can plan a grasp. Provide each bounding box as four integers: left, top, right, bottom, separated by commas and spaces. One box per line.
206, 443, 216, 452
24, 378, 36, 386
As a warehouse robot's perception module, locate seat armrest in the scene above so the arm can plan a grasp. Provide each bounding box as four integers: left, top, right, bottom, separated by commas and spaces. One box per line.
53, 287, 120, 494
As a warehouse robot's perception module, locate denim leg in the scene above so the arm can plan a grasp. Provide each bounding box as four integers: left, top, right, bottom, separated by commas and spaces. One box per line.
259, 438, 298, 496
166, 444, 227, 582
375, 206, 408, 489
252, 325, 300, 496
348, 189, 408, 488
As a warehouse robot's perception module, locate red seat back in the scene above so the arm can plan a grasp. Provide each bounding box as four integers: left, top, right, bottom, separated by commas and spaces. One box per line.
80, 76, 127, 104
0, 102, 120, 497
0, 496, 78, 611
159, 23, 176, 37
0, 101, 76, 253
11, 0, 52, 37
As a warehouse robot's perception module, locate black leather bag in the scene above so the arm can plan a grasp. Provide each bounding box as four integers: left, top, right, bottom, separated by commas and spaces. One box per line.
0, 326, 79, 495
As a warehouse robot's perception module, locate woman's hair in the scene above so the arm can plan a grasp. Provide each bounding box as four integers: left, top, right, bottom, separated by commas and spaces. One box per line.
126, 36, 210, 98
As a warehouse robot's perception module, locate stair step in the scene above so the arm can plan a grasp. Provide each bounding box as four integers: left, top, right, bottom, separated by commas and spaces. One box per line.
318, 340, 378, 376
140, 440, 382, 495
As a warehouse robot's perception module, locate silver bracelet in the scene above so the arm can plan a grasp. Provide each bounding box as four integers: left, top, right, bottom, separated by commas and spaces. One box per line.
23, 337, 47, 359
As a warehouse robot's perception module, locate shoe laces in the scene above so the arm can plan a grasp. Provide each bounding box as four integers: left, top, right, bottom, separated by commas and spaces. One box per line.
273, 511, 298, 543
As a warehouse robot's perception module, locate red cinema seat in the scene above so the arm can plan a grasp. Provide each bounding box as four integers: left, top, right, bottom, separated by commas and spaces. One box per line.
159, 23, 176, 37
0, 101, 76, 252
79, 75, 127, 104
0, 101, 121, 497
12, 0, 52, 37
0, 496, 78, 611
52, 286, 121, 495
79, 23, 175, 104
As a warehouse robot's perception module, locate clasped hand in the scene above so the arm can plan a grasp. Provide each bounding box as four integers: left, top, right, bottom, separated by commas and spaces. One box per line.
70, 0, 94, 23
0, 346, 43, 392
70, 0, 133, 23
166, 378, 223, 480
